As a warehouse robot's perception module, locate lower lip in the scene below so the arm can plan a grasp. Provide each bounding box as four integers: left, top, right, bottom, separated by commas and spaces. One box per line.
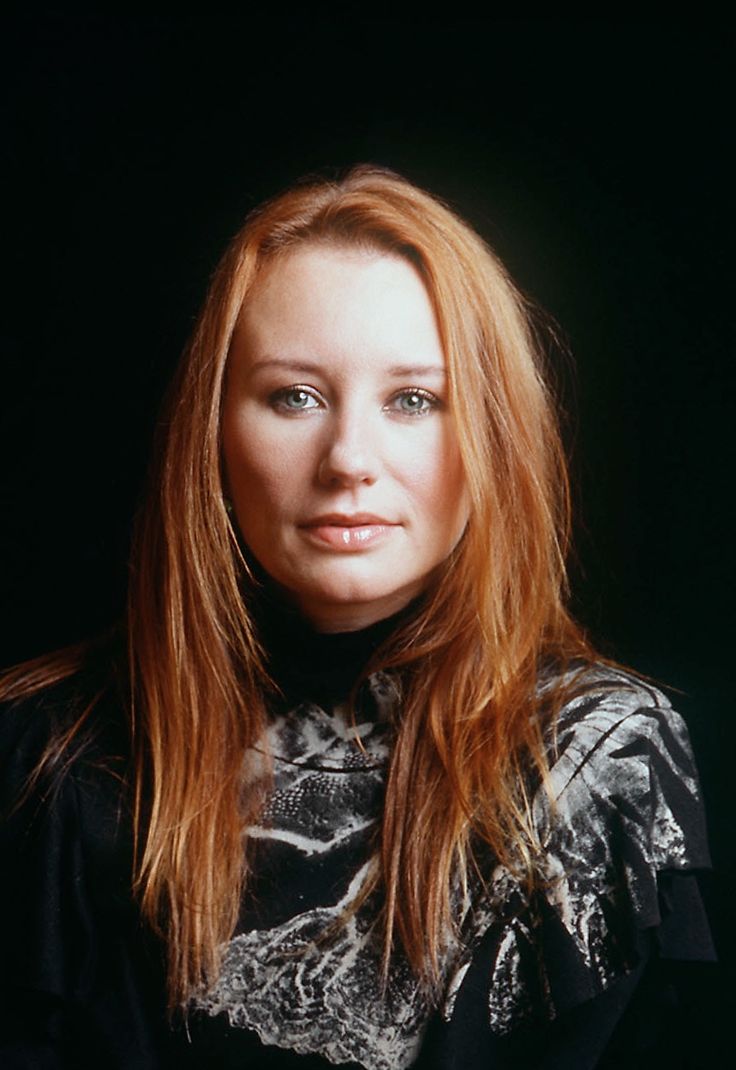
300, 524, 396, 550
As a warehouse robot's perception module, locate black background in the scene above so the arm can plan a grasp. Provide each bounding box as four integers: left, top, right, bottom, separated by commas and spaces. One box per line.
3, 14, 732, 1026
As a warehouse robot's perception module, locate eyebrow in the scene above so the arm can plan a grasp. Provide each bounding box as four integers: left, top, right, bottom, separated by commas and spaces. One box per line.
387, 364, 447, 378
248, 358, 447, 378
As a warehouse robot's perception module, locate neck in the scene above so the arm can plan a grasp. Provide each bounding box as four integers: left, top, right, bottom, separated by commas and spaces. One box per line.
252, 580, 420, 710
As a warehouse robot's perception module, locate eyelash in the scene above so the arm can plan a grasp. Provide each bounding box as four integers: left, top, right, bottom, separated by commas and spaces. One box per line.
269, 386, 322, 413
386, 388, 440, 417
268, 386, 441, 418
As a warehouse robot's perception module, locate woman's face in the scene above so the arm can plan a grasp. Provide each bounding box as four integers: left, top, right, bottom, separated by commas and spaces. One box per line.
222, 244, 469, 632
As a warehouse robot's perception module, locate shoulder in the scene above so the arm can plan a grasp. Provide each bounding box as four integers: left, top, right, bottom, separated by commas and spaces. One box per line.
1, 650, 131, 836
544, 660, 691, 756
444, 662, 713, 1036
0, 646, 134, 897
537, 662, 709, 877
1, 676, 82, 811
0, 656, 144, 1039
1, 635, 128, 749
522, 664, 713, 1012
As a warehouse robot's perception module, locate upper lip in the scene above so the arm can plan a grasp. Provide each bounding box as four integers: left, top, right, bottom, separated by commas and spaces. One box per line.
301, 513, 396, 527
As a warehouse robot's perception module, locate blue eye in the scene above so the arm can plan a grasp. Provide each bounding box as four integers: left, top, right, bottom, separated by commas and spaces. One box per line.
389, 389, 439, 417
271, 387, 321, 412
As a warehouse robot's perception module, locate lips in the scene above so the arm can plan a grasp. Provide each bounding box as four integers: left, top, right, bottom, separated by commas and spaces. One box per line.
299, 513, 399, 551
302, 513, 394, 527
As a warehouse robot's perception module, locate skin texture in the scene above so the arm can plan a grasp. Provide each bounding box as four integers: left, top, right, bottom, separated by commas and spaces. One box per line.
222, 244, 469, 632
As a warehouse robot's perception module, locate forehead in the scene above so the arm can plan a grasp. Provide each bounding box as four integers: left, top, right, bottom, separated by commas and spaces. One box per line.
233, 244, 445, 370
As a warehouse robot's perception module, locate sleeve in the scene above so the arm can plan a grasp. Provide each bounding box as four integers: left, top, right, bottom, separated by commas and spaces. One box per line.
422, 672, 716, 1068
518, 679, 715, 1018
0, 694, 170, 1069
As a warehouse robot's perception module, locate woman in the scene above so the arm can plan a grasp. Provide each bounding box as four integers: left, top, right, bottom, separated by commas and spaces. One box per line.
0, 166, 714, 1068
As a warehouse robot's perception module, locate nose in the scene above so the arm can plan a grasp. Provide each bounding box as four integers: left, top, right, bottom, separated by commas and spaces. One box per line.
317, 410, 380, 489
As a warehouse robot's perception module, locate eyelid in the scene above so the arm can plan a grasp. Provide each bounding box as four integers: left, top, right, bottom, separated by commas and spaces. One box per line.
269, 384, 325, 412
385, 387, 443, 416
266, 384, 443, 417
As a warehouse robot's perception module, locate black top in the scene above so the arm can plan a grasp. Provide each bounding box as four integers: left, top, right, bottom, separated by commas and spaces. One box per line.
0, 610, 716, 1069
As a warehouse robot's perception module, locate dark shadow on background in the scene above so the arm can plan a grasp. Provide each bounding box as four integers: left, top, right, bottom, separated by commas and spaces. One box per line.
3, 14, 732, 1049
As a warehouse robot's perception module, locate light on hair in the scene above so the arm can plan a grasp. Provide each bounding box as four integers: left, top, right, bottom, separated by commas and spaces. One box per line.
3, 166, 595, 1009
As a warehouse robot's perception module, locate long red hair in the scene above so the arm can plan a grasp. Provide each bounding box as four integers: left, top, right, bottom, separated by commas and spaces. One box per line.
2, 166, 593, 1006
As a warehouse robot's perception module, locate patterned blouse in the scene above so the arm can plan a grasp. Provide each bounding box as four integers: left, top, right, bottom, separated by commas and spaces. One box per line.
191, 660, 712, 1069
0, 613, 714, 1068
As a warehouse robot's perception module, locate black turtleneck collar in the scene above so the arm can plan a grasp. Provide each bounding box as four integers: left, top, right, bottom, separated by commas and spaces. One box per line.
251, 583, 416, 713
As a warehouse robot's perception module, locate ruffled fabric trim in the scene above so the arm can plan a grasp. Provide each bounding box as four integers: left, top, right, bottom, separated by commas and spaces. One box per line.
2, 662, 713, 1065
442, 666, 714, 1034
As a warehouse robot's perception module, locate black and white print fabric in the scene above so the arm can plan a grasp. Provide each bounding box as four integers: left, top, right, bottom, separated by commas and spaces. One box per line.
192, 666, 710, 1070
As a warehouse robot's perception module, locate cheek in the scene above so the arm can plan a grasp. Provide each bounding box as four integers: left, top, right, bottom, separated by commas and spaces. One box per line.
401, 433, 468, 525
222, 432, 265, 520
223, 403, 321, 504
227, 451, 296, 516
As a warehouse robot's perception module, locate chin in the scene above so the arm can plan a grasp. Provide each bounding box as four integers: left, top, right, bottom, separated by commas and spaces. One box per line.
297, 576, 425, 629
